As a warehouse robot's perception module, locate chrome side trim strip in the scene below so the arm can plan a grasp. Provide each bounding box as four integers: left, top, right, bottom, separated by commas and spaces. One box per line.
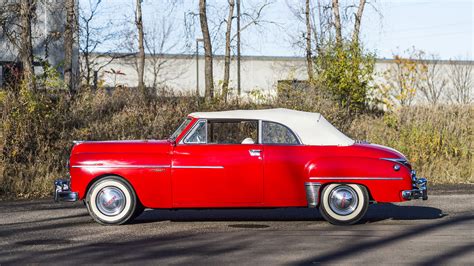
309, 177, 403, 180
72, 164, 225, 169
172, 165, 224, 169
71, 165, 171, 169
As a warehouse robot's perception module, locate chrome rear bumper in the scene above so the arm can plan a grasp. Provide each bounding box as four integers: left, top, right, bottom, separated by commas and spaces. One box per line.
54, 179, 78, 202
402, 171, 428, 200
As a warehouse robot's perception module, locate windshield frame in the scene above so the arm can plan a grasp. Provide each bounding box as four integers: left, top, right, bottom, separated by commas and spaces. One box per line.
169, 117, 192, 141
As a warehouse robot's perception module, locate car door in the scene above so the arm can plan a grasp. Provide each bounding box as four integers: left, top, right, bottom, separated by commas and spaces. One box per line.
172, 119, 264, 207
261, 121, 309, 207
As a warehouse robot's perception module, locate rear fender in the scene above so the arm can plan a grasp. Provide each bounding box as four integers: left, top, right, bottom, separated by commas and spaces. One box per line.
305, 157, 412, 202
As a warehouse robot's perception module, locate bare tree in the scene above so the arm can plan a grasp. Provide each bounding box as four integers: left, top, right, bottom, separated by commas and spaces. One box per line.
183, 0, 273, 99
145, 19, 184, 90
305, 0, 313, 80
222, 0, 235, 101
419, 55, 447, 105
331, 0, 342, 46
135, 0, 145, 91
288, 0, 371, 54
119, 4, 184, 92
79, 0, 122, 87
79, 0, 101, 86
64, 0, 76, 92
449, 59, 473, 104
352, 0, 366, 45
19, 0, 36, 90
286, 0, 323, 58
230, 1, 274, 42
199, 0, 214, 100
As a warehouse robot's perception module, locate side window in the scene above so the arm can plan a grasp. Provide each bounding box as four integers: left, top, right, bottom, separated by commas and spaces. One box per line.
208, 120, 258, 144
184, 120, 207, 144
262, 121, 299, 145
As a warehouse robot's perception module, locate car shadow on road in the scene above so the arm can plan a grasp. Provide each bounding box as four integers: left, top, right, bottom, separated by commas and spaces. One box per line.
294, 214, 474, 265
133, 203, 444, 224
362, 203, 446, 223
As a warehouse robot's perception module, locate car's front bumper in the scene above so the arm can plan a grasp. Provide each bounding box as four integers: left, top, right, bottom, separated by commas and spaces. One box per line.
54, 179, 78, 202
402, 171, 428, 200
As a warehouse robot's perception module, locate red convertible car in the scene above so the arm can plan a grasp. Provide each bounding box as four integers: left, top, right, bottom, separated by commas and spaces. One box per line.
55, 108, 427, 225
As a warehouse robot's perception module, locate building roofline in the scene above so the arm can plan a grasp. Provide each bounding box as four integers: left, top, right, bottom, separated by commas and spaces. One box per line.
88, 52, 474, 65
88, 52, 306, 61
376, 58, 474, 65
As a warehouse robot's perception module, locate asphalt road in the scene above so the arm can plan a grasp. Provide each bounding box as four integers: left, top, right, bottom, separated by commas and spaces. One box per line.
1, 194, 473, 265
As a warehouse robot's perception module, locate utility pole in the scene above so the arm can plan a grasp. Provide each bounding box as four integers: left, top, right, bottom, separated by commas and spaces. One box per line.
237, 0, 241, 96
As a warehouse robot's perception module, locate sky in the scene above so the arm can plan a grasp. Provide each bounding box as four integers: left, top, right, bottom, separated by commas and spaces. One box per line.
81, 0, 474, 60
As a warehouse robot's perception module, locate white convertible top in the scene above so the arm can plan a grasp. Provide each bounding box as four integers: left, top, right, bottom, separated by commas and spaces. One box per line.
189, 108, 354, 146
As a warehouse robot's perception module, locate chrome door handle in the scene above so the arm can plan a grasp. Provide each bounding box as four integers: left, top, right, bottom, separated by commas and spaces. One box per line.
249, 149, 262, 156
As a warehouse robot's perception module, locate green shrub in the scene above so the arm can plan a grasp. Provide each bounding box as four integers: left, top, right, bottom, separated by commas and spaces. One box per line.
314, 42, 376, 114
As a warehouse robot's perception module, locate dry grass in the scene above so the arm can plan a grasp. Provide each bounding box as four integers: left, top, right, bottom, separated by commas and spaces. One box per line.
0, 87, 472, 199
349, 105, 473, 184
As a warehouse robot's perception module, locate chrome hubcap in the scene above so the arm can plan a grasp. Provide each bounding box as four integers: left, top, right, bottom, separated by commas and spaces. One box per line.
96, 186, 126, 216
329, 186, 358, 216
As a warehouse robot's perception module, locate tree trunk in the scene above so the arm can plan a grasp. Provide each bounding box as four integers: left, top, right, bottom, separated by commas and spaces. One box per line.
305, 0, 313, 81
222, 0, 235, 101
352, 0, 366, 45
19, 0, 35, 90
64, 0, 75, 92
199, 0, 214, 100
135, 0, 145, 91
331, 0, 342, 46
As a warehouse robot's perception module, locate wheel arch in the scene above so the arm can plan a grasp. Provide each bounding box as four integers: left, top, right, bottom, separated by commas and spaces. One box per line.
85, 173, 142, 206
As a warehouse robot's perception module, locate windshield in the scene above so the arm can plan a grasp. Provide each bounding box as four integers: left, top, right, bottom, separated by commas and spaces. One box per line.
169, 118, 192, 141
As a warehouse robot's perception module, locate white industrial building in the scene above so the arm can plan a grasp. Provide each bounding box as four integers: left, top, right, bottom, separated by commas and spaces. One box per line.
93, 54, 473, 103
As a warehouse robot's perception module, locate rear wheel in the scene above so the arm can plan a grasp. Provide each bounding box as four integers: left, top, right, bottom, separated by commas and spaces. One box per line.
86, 176, 138, 225
319, 183, 369, 225
132, 201, 145, 219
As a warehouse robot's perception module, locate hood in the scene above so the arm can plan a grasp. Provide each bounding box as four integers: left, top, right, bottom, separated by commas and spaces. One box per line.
71, 139, 171, 154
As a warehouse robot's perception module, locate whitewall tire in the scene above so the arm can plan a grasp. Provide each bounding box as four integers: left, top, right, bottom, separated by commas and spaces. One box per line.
319, 183, 369, 225
86, 176, 138, 225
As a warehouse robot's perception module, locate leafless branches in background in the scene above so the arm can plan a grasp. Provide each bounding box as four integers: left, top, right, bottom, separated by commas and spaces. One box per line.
448, 59, 473, 104
79, 0, 122, 87
419, 55, 447, 105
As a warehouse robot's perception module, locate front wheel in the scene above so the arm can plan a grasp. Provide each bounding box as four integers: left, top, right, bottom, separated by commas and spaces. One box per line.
86, 176, 138, 225
319, 184, 369, 225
